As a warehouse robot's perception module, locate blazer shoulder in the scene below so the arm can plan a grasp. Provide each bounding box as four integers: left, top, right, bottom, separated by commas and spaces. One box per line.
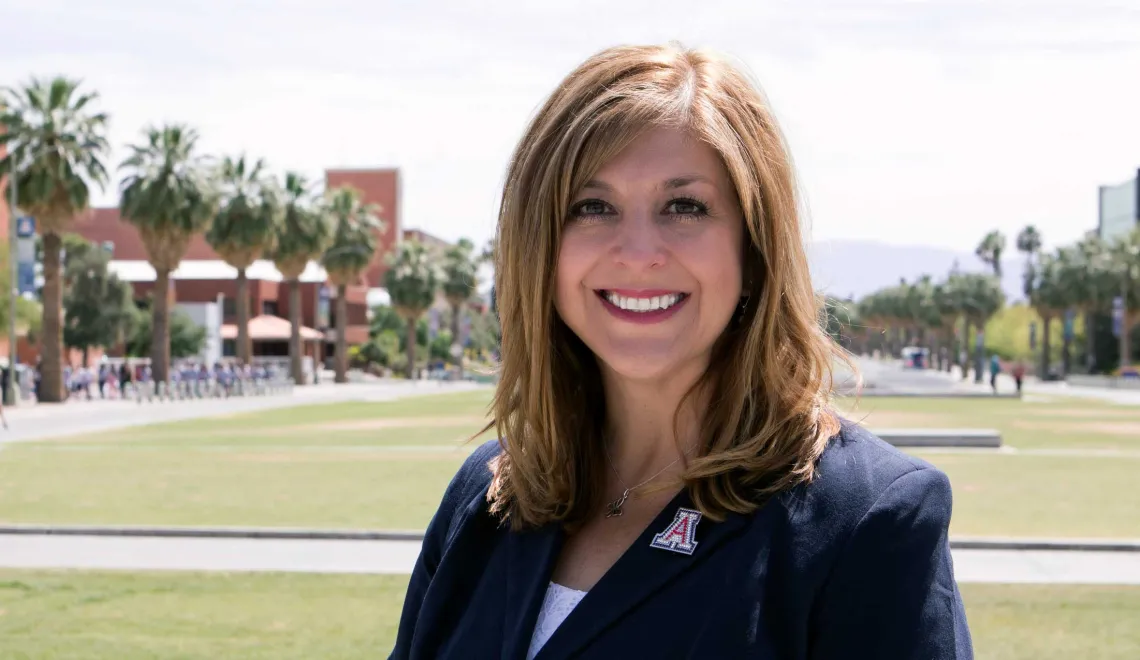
447, 438, 502, 510
776, 418, 951, 543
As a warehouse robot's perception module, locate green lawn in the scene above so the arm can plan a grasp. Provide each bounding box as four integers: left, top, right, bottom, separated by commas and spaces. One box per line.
0, 390, 1136, 536
0, 570, 1136, 660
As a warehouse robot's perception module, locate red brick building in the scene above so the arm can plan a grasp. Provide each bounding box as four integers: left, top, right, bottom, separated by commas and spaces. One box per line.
326, 168, 401, 287
69, 168, 403, 356
2, 167, 410, 365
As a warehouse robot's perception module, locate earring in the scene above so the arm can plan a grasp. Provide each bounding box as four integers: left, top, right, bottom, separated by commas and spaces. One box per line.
735, 294, 750, 325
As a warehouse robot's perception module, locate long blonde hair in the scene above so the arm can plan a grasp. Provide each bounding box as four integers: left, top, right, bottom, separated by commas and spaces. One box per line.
487, 43, 850, 530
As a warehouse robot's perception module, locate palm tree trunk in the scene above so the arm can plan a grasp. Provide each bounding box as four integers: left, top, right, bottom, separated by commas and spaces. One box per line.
960, 318, 971, 380
82, 347, 89, 369
1040, 314, 1052, 378
973, 318, 985, 384
335, 284, 348, 383
1085, 310, 1096, 373
38, 232, 65, 403
237, 267, 251, 364
152, 267, 172, 384
288, 279, 304, 385
1123, 313, 1134, 368
451, 302, 463, 376
1061, 315, 1072, 377
406, 316, 417, 379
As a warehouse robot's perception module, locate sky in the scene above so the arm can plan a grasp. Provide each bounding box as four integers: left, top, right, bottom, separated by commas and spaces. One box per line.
3, 0, 1139, 255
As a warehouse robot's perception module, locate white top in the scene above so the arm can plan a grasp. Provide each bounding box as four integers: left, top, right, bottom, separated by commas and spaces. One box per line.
527, 581, 588, 660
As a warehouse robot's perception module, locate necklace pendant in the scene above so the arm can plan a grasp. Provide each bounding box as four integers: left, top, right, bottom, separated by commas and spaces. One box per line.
605, 490, 630, 518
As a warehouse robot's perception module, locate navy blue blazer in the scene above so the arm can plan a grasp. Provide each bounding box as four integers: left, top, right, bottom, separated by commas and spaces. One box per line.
390, 421, 973, 659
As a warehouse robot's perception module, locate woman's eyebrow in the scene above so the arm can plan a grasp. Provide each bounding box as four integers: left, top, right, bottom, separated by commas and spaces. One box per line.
581, 179, 614, 192
663, 175, 713, 189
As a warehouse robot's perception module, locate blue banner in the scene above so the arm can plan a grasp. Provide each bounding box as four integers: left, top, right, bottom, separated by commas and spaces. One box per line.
17, 262, 35, 296
15, 216, 35, 239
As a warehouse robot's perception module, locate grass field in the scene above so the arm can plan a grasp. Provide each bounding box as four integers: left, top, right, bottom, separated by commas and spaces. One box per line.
1, 390, 1137, 537
0, 570, 1137, 659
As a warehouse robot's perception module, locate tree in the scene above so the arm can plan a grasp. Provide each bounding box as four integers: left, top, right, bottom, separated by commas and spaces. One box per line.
1072, 235, 1114, 372
206, 155, 282, 365
271, 172, 332, 385
126, 306, 206, 360
1108, 228, 1140, 368
385, 239, 439, 378
62, 238, 137, 367
441, 238, 478, 372
119, 124, 217, 384
975, 230, 1006, 277
0, 240, 42, 348
1016, 224, 1042, 305
1029, 252, 1067, 378
0, 77, 110, 401
320, 186, 382, 383
956, 272, 1006, 382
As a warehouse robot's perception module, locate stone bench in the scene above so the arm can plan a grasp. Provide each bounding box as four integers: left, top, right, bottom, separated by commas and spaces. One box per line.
871, 428, 1002, 448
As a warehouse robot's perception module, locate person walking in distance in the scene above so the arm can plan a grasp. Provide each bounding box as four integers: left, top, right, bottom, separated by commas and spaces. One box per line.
1011, 360, 1027, 395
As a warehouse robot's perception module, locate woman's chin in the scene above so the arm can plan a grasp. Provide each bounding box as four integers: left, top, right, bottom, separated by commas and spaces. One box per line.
596, 351, 703, 385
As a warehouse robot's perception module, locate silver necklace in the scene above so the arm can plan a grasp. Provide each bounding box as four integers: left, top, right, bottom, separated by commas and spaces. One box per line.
604, 444, 695, 518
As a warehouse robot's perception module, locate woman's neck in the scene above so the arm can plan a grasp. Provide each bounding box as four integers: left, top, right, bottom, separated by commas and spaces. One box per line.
601, 362, 706, 484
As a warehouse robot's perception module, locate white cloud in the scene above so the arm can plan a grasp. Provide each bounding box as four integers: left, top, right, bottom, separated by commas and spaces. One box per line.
2, 0, 1138, 254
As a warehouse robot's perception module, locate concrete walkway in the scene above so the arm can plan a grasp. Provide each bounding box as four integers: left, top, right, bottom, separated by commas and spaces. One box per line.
857, 356, 1140, 405
2, 534, 1138, 584
1, 379, 489, 444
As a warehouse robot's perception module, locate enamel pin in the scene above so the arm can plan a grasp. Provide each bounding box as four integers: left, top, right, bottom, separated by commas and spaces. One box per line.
650, 507, 702, 555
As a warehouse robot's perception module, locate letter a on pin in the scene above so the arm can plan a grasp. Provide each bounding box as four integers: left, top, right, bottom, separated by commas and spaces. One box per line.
650, 507, 702, 555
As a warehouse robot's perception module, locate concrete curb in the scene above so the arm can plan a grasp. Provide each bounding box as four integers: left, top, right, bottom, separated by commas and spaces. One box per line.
949, 537, 1140, 552
3, 526, 1140, 552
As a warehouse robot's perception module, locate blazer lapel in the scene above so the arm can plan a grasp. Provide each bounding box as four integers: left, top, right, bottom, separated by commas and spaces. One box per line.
501, 522, 564, 660
535, 491, 750, 660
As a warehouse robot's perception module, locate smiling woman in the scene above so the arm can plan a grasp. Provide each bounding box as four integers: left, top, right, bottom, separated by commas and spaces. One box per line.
390, 44, 973, 660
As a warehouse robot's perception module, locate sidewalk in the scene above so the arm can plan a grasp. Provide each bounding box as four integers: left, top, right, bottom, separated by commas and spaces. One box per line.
859, 357, 1140, 405
1, 533, 1136, 584
0, 379, 490, 444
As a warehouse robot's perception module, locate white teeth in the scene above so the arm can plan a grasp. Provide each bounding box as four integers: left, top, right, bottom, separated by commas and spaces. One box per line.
603, 292, 684, 312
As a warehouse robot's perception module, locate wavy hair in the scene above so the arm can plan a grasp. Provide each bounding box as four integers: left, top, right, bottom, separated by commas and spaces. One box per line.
486, 43, 852, 530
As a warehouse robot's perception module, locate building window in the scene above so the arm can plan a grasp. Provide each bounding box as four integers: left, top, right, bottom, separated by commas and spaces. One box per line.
223, 298, 236, 317
262, 301, 278, 316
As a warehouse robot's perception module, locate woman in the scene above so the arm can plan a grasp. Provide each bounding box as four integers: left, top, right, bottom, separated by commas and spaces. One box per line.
391, 44, 972, 659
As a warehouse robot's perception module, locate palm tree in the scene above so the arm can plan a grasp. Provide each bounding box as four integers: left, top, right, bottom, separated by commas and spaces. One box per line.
976, 230, 1006, 277
0, 77, 110, 402
956, 272, 1005, 382
206, 155, 282, 364
1016, 225, 1042, 300
320, 186, 381, 383
930, 279, 960, 371
441, 238, 478, 373
1072, 235, 1113, 372
385, 239, 439, 378
1108, 228, 1140, 368
119, 125, 217, 384
271, 173, 332, 385
1029, 253, 1067, 378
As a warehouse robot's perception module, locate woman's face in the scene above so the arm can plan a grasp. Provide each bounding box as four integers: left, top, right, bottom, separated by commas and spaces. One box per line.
555, 127, 745, 383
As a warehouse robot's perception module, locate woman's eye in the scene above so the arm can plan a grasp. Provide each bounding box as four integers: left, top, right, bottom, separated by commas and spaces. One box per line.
571, 199, 611, 217
665, 198, 709, 217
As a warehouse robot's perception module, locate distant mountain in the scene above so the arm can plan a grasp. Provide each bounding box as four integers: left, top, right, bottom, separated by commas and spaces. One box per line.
808, 239, 1026, 302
